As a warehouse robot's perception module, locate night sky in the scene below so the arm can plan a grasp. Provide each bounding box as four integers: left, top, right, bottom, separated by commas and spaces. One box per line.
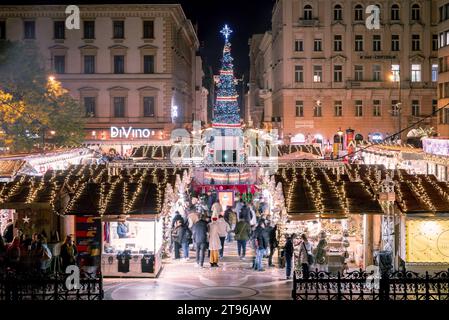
3, 0, 275, 79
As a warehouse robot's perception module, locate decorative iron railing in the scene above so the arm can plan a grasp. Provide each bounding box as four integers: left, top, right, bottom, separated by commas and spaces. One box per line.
292, 269, 449, 301
0, 270, 104, 301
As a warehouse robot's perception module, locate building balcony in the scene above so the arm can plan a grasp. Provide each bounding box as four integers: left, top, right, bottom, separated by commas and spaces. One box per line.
346, 81, 385, 89
258, 88, 272, 99
407, 115, 437, 127
296, 18, 320, 27
84, 116, 174, 124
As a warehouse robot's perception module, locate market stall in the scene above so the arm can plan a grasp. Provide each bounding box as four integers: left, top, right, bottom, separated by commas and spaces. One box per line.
101, 214, 163, 277
274, 167, 385, 272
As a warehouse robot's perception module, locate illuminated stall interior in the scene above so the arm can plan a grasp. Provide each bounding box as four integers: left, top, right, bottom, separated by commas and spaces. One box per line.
0, 165, 181, 277
276, 167, 384, 272
347, 163, 449, 272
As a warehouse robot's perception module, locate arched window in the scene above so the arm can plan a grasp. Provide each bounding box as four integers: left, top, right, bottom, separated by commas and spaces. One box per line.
334, 4, 343, 21
304, 4, 313, 20
411, 3, 421, 21
391, 4, 400, 20
354, 4, 363, 21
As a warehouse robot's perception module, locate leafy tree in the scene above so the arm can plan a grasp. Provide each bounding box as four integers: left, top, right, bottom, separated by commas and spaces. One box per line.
0, 41, 84, 152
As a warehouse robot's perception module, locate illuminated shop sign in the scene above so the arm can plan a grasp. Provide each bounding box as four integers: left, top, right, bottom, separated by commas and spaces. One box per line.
110, 127, 155, 139
406, 219, 449, 263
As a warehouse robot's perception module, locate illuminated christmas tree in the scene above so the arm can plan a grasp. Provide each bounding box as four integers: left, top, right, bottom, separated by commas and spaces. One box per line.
213, 25, 241, 128
207, 25, 244, 165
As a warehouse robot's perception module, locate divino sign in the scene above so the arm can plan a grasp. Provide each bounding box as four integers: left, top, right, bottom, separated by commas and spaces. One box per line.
110, 126, 154, 139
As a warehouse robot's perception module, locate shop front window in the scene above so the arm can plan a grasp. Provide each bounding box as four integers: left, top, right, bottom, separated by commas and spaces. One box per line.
103, 220, 161, 254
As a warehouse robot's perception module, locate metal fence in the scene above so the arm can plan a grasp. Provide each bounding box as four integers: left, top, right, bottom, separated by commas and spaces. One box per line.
0, 270, 104, 301
292, 269, 449, 301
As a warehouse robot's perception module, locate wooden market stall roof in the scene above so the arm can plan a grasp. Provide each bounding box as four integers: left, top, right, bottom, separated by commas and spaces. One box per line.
130, 144, 322, 160
0, 164, 182, 215
275, 167, 383, 219
345, 164, 449, 215
0, 160, 26, 179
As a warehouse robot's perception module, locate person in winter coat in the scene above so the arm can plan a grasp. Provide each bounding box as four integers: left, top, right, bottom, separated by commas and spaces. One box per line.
235, 199, 244, 220
187, 211, 199, 229
211, 201, 223, 218
208, 217, 222, 267
239, 203, 250, 222
266, 221, 278, 267
283, 234, 295, 279
298, 233, 313, 279
192, 215, 208, 267
33, 237, 52, 273
171, 220, 183, 260
224, 207, 237, 242
2, 219, 14, 243
314, 232, 328, 272
171, 211, 184, 229
0, 236, 7, 272
60, 235, 78, 271
180, 223, 192, 261
249, 205, 257, 229
253, 220, 269, 271
234, 214, 251, 260
6, 236, 20, 270
216, 215, 230, 258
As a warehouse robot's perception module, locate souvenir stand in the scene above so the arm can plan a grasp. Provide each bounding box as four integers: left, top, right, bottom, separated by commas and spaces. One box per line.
392, 171, 449, 273
273, 166, 384, 273
59, 165, 182, 278
101, 213, 163, 277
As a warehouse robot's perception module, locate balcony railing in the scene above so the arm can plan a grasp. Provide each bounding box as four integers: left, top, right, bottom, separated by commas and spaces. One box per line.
297, 18, 320, 27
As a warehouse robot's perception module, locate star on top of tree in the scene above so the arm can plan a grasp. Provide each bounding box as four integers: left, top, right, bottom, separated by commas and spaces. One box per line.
23, 215, 30, 224
220, 24, 232, 41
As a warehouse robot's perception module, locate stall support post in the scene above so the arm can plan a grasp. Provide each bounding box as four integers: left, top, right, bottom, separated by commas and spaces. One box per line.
364, 214, 374, 268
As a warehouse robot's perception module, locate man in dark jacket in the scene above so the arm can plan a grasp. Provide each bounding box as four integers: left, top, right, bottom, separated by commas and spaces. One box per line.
239, 204, 250, 222
171, 220, 183, 260
253, 220, 268, 271
192, 215, 208, 267
283, 234, 295, 279
2, 219, 14, 243
266, 221, 278, 267
180, 223, 192, 261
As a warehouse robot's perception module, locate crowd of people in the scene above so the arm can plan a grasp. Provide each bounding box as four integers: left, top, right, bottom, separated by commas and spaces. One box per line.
170, 191, 280, 272
169, 189, 322, 280
0, 227, 98, 276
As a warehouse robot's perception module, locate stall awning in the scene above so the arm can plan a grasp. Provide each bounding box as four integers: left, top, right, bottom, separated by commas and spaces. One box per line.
0, 164, 183, 216
277, 168, 384, 218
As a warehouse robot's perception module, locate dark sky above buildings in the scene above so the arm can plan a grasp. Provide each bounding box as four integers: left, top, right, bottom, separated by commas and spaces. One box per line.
5, 0, 275, 79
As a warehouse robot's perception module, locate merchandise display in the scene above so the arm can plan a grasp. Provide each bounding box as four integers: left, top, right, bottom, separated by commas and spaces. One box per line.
101, 218, 163, 277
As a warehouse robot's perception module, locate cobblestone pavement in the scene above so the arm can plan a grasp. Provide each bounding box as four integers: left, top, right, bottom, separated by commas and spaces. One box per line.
103, 241, 293, 300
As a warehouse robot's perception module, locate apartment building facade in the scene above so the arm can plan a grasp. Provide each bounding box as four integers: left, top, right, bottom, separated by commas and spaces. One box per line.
0, 4, 206, 153
249, 0, 438, 144
437, 0, 449, 136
